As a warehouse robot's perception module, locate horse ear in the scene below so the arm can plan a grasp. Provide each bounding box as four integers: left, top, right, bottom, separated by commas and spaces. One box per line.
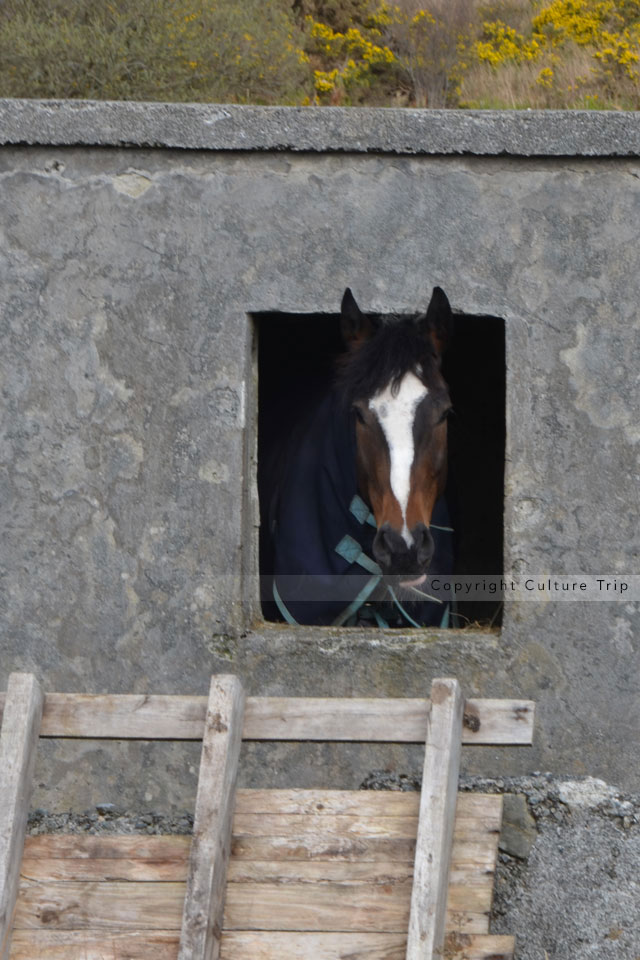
420, 286, 452, 358
341, 288, 374, 346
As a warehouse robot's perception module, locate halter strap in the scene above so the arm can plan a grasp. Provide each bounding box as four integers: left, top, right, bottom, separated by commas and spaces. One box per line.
334, 534, 381, 574
349, 494, 377, 528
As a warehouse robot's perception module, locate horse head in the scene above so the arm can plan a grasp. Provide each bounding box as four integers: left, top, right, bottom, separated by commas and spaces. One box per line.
339, 287, 453, 588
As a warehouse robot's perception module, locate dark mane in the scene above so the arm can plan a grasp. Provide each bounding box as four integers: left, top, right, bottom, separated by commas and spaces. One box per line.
335, 314, 438, 407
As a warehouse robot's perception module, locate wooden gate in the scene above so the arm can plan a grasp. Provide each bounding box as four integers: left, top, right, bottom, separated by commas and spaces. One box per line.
0, 673, 534, 959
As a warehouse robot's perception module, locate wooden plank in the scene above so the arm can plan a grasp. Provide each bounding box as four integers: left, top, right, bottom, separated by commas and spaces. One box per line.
230, 812, 498, 842
20, 858, 187, 883
20, 858, 412, 885
0, 673, 44, 960
14, 879, 185, 929
178, 675, 245, 960
220, 879, 486, 932
224, 931, 409, 960
243, 698, 528, 744
23, 835, 191, 861
220, 932, 515, 960
228, 864, 491, 898
227, 861, 416, 886
232, 813, 419, 839
244, 835, 493, 870
8, 930, 514, 960
26, 694, 207, 740
230, 836, 496, 867
228, 880, 489, 926
244, 697, 531, 745
234, 787, 426, 817
18, 857, 493, 893
9, 929, 180, 960
232, 789, 499, 819
0, 694, 534, 745
461, 700, 533, 745
23, 832, 498, 870
13, 879, 489, 934
407, 678, 464, 960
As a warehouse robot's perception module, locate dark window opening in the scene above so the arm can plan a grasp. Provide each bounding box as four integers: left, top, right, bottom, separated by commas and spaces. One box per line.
442, 315, 505, 627
257, 311, 505, 628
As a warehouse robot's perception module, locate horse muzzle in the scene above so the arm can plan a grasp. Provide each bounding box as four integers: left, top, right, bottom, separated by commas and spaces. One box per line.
372, 522, 434, 578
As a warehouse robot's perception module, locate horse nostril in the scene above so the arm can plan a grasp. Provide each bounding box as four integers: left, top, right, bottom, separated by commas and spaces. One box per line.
412, 524, 434, 567
373, 524, 405, 568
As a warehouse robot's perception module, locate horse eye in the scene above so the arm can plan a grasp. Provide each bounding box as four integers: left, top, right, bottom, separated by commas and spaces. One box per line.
438, 407, 453, 424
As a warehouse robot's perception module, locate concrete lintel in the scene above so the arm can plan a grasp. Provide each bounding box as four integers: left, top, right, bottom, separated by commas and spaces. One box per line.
2, 99, 640, 156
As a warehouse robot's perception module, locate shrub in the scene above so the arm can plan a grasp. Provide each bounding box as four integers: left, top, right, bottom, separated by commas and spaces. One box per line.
305, 17, 397, 103
377, 0, 476, 107
462, 0, 640, 109
0, 0, 311, 104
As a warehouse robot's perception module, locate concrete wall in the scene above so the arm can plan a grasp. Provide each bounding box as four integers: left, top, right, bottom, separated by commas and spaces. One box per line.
1, 101, 639, 807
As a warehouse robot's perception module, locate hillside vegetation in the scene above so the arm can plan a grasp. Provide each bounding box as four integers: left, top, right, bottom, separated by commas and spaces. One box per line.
1, 0, 639, 109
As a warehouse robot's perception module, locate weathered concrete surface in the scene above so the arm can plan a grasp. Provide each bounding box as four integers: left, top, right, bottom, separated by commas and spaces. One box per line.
3, 99, 640, 155
1, 105, 639, 804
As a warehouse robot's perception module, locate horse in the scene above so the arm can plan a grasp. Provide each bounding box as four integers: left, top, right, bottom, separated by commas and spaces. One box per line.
260, 286, 455, 627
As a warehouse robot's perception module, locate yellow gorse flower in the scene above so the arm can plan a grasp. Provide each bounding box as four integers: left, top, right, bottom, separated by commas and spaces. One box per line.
306, 15, 397, 101
475, 20, 542, 66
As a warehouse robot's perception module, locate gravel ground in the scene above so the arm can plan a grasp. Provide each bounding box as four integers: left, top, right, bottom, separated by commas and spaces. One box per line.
28, 774, 640, 960
481, 775, 640, 960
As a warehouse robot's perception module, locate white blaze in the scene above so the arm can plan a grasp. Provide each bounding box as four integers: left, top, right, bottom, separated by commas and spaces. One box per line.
369, 371, 428, 546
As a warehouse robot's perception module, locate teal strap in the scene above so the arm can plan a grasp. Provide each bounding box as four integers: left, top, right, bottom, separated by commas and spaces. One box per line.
335, 535, 381, 575
386, 585, 424, 629
332, 530, 382, 626
332, 573, 382, 626
349, 495, 377, 528
272, 579, 299, 626
439, 603, 450, 628
430, 523, 454, 532
373, 607, 389, 628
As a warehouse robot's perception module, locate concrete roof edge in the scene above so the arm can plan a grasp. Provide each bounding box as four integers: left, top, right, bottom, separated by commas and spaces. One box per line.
1, 99, 640, 156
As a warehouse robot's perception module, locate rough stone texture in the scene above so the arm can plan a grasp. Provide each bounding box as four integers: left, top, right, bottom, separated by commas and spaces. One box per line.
499, 794, 537, 860
3, 99, 640, 155
0, 104, 639, 807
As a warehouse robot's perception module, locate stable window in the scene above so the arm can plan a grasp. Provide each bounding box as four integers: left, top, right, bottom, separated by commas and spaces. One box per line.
256, 311, 505, 628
